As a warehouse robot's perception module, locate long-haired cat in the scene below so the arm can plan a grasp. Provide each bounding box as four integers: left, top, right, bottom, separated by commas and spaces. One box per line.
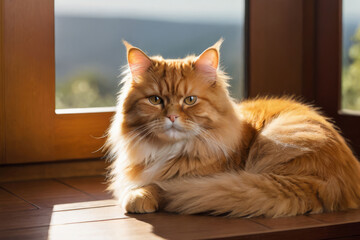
107, 40, 360, 217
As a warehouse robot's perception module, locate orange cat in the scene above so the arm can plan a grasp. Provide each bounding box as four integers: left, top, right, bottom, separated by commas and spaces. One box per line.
107, 40, 360, 217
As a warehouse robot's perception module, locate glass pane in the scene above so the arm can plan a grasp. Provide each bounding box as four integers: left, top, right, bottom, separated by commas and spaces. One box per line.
342, 0, 360, 111
55, 0, 245, 109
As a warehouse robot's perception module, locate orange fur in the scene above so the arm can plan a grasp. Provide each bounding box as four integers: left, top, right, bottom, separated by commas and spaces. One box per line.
106, 41, 360, 218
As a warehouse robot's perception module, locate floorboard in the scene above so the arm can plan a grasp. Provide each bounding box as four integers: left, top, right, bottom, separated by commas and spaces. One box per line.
0, 187, 37, 212
309, 208, 360, 224
0, 176, 360, 240
56, 176, 112, 200
250, 214, 324, 230
1, 179, 94, 208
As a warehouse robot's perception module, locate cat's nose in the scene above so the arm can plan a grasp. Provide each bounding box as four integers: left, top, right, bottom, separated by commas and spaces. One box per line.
167, 115, 179, 123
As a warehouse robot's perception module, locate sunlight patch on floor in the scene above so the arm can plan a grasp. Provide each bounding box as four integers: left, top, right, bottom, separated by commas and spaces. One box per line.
52, 199, 118, 211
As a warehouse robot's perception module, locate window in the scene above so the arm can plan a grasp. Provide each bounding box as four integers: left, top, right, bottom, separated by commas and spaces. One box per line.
2, 0, 358, 165
1, 0, 112, 163
55, 0, 246, 110
2, 0, 248, 164
342, 0, 360, 112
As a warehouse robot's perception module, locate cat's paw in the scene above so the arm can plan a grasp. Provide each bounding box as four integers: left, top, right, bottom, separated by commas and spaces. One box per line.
123, 186, 160, 213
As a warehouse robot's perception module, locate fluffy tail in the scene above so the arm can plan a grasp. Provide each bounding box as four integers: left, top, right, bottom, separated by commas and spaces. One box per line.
157, 172, 349, 218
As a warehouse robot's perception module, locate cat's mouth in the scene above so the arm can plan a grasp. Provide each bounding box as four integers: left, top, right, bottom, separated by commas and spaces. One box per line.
163, 126, 184, 135
158, 124, 188, 140
167, 124, 183, 131
162, 120, 185, 131
163, 128, 185, 139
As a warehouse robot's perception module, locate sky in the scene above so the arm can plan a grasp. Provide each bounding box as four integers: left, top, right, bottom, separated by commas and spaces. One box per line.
344, 0, 360, 19
55, 0, 245, 24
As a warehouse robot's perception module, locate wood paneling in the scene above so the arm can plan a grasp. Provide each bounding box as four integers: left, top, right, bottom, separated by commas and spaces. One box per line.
315, 0, 342, 116
247, 0, 317, 102
248, 0, 303, 97
315, 0, 360, 155
0, 159, 107, 182
3, 0, 55, 163
0, 0, 5, 163
53, 112, 113, 161
1, 0, 114, 164
301, 0, 316, 101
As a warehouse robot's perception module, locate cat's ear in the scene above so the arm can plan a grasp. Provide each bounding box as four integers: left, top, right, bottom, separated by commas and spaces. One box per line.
123, 40, 152, 77
194, 38, 223, 80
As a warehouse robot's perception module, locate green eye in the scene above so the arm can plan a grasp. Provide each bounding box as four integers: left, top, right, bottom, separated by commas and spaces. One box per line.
184, 96, 197, 105
148, 95, 163, 105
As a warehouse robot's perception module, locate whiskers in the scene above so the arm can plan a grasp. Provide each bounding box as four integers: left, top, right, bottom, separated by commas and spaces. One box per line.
184, 120, 232, 159
123, 120, 161, 149
107, 118, 232, 166
103, 121, 159, 162
91, 132, 111, 155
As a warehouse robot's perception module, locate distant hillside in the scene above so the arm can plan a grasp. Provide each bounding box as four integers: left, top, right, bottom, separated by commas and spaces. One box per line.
55, 16, 245, 100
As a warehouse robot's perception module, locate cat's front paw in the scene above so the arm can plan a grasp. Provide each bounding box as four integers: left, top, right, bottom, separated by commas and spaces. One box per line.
123, 185, 160, 213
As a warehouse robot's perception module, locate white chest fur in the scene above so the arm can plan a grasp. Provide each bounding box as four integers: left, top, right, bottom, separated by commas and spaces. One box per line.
132, 141, 187, 186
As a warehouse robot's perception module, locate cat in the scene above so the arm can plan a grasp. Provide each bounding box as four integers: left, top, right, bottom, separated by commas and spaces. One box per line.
106, 39, 360, 218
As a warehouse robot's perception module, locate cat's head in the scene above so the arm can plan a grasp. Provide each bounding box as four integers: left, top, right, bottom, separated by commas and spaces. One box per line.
119, 40, 235, 143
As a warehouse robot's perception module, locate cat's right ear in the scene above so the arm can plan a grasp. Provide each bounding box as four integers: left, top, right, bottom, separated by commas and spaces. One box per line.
123, 40, 152, 78
194, 38, 223, 83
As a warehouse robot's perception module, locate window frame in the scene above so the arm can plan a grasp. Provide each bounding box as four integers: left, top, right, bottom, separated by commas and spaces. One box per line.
1, 0, 113, 164
315, 0, 360, 155
248, 0, 360, 155
1, 0, 359, 164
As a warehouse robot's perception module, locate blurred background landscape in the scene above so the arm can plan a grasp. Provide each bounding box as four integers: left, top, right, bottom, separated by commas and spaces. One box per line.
343, 0, 360, 112
55, 0, 360, 111
55, 0, 245, 109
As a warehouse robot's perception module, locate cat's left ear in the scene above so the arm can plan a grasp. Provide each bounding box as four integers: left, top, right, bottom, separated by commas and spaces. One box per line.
123, 40, 152, 78
194, 38, 223, 80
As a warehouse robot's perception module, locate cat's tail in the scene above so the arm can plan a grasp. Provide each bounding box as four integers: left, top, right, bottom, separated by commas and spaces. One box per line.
157, 171, 358, 217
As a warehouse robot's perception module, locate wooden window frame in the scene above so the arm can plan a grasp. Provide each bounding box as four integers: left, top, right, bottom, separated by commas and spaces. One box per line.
1, 0, 113, 164
315, 0, 360, 155
248, 0, 360, 155
1, 0, 358, 166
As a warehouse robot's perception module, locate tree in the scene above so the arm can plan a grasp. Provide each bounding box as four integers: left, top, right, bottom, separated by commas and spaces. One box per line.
342, 26, 360, 111
56, 72, 117, 109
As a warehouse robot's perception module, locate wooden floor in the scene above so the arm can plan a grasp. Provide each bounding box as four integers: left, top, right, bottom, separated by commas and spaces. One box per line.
1, 176, 360, 240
